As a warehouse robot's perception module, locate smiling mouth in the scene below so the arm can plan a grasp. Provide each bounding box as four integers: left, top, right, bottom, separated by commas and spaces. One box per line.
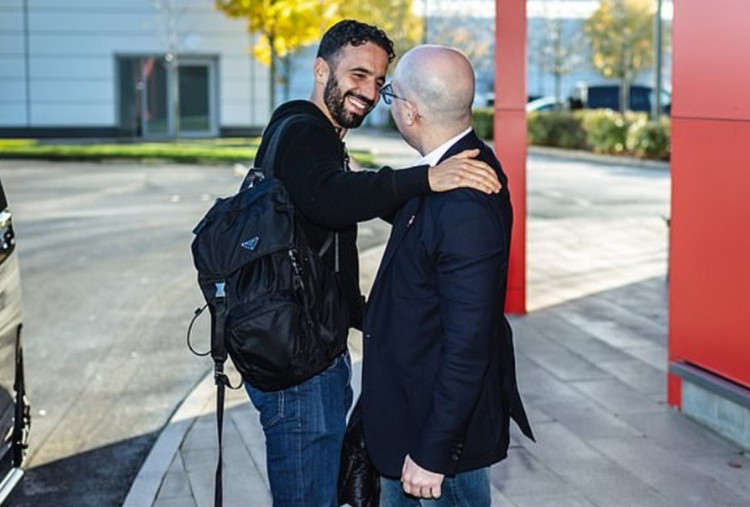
346, 94, 373, 114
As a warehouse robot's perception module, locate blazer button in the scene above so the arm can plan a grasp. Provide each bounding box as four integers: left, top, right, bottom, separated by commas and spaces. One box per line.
365, 333, 371, 339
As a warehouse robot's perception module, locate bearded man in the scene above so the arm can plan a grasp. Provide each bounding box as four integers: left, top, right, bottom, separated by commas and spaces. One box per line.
245, 20, 501, 507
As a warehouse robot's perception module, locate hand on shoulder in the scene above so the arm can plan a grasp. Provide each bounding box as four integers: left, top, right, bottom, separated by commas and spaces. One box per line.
428, 149, 501, 194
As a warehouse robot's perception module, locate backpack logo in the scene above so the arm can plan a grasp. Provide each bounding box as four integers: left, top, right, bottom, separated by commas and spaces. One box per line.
241, 237, 260, 251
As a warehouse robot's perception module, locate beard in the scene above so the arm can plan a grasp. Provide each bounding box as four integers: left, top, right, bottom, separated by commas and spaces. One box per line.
323, 74, 374, 129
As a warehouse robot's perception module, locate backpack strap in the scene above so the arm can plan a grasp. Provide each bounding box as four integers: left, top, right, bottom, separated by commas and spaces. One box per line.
260, 113, 332, 178
211, 281, 241, 507
260, 113, 337, 267
258, 117, 290, 179
211, 282, 229, 507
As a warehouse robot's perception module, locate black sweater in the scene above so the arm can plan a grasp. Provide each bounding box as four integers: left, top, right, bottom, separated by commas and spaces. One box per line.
253, 100, 430, 329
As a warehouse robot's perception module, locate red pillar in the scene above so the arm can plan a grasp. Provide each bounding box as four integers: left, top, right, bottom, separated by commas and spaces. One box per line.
669, 0, 750, 405
495, 0, 527, 314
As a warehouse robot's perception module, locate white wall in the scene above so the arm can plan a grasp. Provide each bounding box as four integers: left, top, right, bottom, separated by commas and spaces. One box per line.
0, 0, 271, 129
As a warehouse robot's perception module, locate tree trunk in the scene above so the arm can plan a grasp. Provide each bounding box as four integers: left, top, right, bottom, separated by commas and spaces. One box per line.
620, 42, 630, 112
268, 34, 277, 114
282, 54, 291, 102
616, 0, 629, 112
552, 20, 563, 104
620, 78, 630, 113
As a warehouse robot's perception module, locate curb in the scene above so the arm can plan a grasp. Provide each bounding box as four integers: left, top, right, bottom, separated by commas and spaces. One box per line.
122, 371, 214, 507
527, 145, 670, 170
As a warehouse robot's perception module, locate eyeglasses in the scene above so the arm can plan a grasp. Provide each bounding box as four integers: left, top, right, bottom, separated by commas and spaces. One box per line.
380, 83, 408, 105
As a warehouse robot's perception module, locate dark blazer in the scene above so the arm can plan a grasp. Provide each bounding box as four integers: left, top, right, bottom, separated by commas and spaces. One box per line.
361, 130, 534, 479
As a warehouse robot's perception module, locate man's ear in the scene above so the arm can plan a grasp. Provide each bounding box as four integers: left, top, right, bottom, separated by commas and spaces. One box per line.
313, 57, 330, 85
405, 102, 419, 126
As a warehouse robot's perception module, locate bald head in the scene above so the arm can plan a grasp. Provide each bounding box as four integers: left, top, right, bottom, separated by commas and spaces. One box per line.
393, 45, 475, 127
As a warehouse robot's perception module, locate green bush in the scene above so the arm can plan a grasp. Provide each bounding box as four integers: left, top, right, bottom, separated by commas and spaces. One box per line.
527, 111, 588, 149
472, 106, 674, 160
627, 117, 671, 160
581, 110, 646, 154
472, 108, 494, 139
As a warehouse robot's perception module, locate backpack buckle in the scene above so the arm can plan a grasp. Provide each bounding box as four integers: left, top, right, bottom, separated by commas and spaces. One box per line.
214, 282, 226, 299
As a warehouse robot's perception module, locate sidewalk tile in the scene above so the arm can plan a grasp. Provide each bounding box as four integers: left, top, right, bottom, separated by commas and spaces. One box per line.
521, 312, 636, 365
509, 494, 596, 507
491, 446, 577, 498
589, 436, 750, 506
601, 359, 667, 398
153, 498, 198, 507
525, 346, 612, 382
686, 453, 750, 500
617, 411, 740, 457
571, 377, 665, 415
535, 401, 643, 440
227, 403, 270, 486
521, 422, 677, 507
155, 454, 192, 500
552, 309, 658, 350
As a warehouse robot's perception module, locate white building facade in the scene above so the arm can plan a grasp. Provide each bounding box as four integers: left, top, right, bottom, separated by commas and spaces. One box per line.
0, 0, 271, 138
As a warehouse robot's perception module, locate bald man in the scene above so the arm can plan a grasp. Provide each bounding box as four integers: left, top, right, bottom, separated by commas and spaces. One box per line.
360, 45, 535, 505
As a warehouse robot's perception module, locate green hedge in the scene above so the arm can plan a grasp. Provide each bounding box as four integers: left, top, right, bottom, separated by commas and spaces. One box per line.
473, 108, 671, 160
528, 111, 587, 149
582, 110, 646, 154
472, 108, 494, 140
627, 116, 671, 160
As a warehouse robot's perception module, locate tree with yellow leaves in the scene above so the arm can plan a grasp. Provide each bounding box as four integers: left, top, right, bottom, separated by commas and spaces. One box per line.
338, 0, 423, 66
214, 0, 423, 112
584, 0, 655, 112
214, 0, 341, 110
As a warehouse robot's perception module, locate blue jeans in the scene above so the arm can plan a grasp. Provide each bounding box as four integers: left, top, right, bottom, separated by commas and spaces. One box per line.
245, 351, 353, 507
380, 467, 490, 507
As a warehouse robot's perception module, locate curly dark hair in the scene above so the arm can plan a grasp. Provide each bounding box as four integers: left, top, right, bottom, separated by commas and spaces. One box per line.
317, 19, 396, 66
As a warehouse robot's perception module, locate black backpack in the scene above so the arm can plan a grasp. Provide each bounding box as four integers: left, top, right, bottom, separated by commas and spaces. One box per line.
189, 114, 349, 505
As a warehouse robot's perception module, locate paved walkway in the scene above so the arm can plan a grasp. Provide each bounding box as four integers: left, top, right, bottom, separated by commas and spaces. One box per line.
124, 131, 750, 506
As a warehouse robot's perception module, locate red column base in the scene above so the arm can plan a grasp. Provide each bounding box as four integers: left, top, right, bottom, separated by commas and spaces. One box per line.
668, 370, 683, 409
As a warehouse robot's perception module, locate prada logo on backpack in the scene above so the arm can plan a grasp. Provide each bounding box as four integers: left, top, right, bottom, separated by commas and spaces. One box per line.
241, 236, 260, 251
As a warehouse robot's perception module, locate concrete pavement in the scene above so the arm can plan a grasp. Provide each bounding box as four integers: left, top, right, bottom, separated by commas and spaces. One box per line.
124, 130, 750, 506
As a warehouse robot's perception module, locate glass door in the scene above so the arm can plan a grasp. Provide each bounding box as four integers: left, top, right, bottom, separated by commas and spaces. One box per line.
178, 61, 217, 136
118, 56, 216, 138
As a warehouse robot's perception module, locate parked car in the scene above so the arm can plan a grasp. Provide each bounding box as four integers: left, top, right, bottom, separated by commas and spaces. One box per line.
0, 177, 30, 503
526, 96, 567, 113
472, 91, 495, 109
570, 83, 671, 114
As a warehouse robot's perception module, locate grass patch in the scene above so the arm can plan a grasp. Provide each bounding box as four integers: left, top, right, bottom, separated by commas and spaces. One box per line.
0, 138, 260, 164
0, 138, 375, 167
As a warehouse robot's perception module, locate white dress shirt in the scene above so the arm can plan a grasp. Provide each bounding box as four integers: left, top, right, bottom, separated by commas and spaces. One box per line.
414, 127, 474, 167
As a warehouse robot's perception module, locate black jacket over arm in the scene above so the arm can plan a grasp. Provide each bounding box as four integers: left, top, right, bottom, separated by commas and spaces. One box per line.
253, 100, 430, 329
361, 130, 534, 478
